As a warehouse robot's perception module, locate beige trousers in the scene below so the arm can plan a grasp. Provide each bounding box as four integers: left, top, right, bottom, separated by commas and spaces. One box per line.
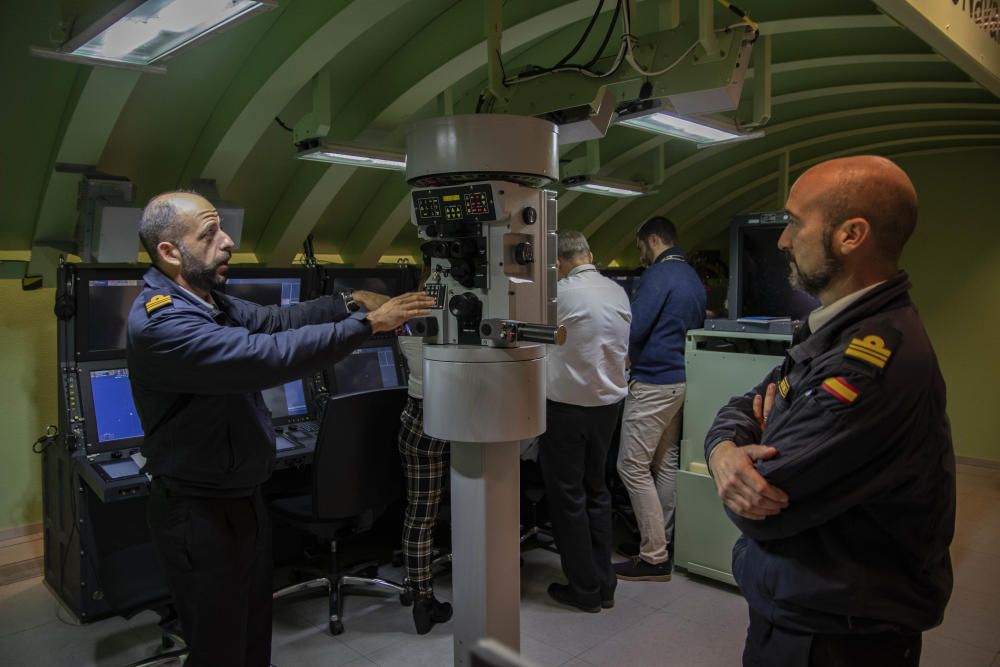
616, 380, 686, 565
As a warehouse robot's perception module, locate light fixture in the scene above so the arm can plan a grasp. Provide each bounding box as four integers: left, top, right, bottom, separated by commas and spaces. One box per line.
562, 175, 649, 198
34, 0, 276, 69
296, 141, 407, 171
617, 106, 765, 146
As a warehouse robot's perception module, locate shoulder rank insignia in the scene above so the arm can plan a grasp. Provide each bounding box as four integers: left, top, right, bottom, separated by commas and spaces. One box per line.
821, 376, 860, 404
845, 334, 892, 369
145, 294, 173, 314
778, 376, 790, 399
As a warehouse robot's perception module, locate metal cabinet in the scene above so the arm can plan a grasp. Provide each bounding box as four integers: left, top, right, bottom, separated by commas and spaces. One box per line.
674, 329, 790, 585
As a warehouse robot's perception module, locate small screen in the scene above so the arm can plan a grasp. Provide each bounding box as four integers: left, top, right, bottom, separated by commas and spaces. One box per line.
739, 226, 820, 319
225, 277, 301, 307
333, 276, 402, 298
261, 380, 308, 421
87, 280, 145, 353
99, 459, 142, 480
334, 345, 403, 395
90, 369, 144, 443
275, 435, 299, 452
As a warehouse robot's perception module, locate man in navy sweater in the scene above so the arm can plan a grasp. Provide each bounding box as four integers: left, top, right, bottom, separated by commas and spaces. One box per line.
615, 217, 706, 581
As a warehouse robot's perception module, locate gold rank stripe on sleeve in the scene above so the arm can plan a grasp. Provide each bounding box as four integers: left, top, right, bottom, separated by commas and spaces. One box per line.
821, 376, 860, 404
145, 294, 173, 314
844, 335, 892, 369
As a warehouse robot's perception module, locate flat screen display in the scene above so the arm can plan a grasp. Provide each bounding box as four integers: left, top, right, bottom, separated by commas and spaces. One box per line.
738, 226, 820, 319
332, 276, 402, 298
99, 459, 142, 480
261, 379, 308, 422
224, 277, 301, 307
90, 368, 144, 444
333, 345, 404, 395
87, 279, 145, 353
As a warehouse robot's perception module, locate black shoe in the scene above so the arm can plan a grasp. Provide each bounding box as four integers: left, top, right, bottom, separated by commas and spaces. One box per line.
614, 557, 672, 582
601, 597, 615, 609
412, 594, 453, 635
616, 542, 640, 558
547, 583, 601, 613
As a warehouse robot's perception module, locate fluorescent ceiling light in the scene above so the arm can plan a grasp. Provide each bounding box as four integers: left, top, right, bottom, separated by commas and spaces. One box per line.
562, 176, 648, 198
297, 142, 407, 171
54, 0, 275, 67
618, 109, 764, 145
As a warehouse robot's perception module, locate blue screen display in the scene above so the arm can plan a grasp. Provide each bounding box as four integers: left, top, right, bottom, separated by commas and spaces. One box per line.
262, 379, 308, 420
90, 369, 144, 443
225, 278, 301, 307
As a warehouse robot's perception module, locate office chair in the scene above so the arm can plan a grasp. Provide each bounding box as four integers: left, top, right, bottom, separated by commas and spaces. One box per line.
519, 459, 557, 553
270, 387, 410, 635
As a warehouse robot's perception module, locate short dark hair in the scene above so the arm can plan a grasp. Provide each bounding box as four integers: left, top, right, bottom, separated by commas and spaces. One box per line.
138, 191, 194, 265
637, 216, 678, 246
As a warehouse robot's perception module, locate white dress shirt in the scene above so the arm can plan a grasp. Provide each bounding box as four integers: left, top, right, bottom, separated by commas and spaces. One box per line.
397, 335, 425, 399
546, 264, 632, 407
807, 281, 885, 333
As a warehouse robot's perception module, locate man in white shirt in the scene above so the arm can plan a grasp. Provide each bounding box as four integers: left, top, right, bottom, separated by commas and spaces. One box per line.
539, 230, 632, 613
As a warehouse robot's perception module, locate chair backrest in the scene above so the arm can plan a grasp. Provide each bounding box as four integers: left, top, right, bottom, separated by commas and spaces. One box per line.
311, 387, 408, 520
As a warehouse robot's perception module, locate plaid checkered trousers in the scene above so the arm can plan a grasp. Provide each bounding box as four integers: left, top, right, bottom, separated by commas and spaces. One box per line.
397, 395, 450, 594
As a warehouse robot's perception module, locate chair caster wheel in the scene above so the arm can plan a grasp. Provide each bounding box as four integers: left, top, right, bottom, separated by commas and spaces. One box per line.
329, 620, 344, 635
399, 592, 413, 607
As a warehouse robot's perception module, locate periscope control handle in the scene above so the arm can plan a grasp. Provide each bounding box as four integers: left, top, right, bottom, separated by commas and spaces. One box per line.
517, 323, 567, 346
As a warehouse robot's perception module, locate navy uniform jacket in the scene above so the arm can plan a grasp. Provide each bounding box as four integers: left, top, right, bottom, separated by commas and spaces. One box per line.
127, 266, 371, 496
704, 271, 955, 634
629, 247, 706, 385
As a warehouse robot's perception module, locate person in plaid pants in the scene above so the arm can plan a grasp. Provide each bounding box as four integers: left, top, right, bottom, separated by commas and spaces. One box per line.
397, 334, 453, 634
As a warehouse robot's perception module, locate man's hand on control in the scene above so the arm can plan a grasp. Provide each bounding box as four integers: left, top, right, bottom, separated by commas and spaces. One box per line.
351, 290, 390, 311
708, 440, 789, 520
365, 292, 435, 333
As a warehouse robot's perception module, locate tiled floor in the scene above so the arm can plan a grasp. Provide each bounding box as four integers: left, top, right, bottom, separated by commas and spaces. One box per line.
0, 463, 997, 666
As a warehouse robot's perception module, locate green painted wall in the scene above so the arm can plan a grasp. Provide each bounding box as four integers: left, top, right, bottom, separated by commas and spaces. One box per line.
897, 148, 1000, 463
0, 285, 55, 532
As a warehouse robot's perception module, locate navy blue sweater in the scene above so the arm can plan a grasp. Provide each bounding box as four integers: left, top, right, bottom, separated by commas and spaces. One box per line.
629, 248, 706, 384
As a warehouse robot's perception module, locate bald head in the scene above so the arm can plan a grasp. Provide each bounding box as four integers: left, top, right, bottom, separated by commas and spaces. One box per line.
795, 156, 918, 263
138, 191, 212, 266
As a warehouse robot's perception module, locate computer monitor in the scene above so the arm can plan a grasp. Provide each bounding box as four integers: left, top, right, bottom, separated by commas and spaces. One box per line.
261, 379, 309, 425
325, 268, 411, 299
223, 276, 302, 307
77, 361, 145, 454
331, 338, 407, 396
728, 212, 820, 320
73, 267, 148, 361
600, 268, 643, 300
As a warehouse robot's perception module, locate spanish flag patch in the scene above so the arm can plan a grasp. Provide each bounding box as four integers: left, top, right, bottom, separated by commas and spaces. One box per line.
821, 376, 860, 404
844, 335, 892, 369
145, 294, 173, 314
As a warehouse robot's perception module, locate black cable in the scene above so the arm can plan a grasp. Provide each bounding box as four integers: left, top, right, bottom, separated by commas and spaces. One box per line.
274, 116, 294, 133
580, 0, 621, 70
554, 0, 605, 68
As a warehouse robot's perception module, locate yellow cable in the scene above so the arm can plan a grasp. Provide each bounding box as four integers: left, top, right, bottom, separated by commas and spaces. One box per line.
717, 0, 759, 33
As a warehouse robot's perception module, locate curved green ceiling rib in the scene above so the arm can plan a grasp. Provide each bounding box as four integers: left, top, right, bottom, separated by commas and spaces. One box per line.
575, 102, 1000, 244
258, 0, 625, 266
31, 68, 140, 249
185, 0, 412, 193
596, 126, 1000, 261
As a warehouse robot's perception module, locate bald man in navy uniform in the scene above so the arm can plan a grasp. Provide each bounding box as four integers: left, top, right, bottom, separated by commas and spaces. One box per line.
705, 157, 955, 666
127, 191, 433, 667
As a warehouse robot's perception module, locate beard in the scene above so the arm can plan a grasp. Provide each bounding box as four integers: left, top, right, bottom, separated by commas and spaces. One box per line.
786, 227, 840, 296
177, 242, 229, 293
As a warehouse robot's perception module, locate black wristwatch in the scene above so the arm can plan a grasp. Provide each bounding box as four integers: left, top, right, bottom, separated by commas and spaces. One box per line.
342, 289, 361, 313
